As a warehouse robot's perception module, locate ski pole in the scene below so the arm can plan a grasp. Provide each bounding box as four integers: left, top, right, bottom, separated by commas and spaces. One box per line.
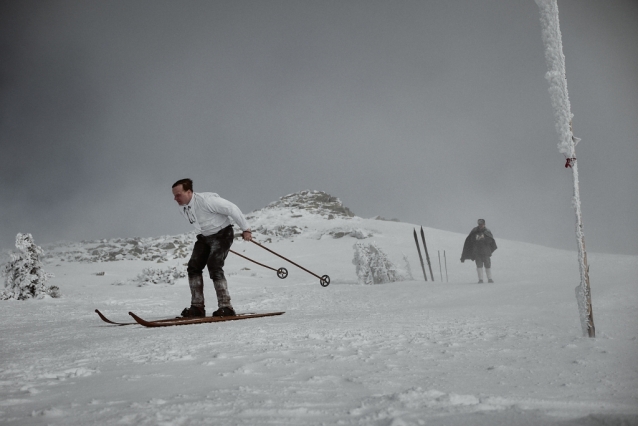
250, 240, 330, 287
420, 227, 435, 281
229, 249, 288, 279
438, 250, 443, 282
413, 229, 428, 281
444, 250, 448, 283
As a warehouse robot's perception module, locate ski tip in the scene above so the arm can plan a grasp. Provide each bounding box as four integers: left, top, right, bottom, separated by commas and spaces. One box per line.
95, 309, 123, 325
128, 311, 147, 323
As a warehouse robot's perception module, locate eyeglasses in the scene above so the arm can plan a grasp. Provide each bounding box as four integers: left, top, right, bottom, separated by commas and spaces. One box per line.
184, 206, 196, 224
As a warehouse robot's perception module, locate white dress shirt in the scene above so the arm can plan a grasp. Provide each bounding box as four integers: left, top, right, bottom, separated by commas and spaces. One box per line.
180, 192, 250, 236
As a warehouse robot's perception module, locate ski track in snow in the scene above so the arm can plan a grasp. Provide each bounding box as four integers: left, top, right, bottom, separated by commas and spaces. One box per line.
1, 209, 637, 426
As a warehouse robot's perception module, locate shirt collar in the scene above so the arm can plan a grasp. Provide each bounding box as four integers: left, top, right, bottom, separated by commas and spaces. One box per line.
186, 192, 196, 208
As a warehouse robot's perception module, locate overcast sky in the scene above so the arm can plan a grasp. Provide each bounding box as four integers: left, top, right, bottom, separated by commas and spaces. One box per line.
1, 0, 637, 256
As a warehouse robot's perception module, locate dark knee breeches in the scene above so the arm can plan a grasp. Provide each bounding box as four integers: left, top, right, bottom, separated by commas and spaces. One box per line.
187, 225, 234, 281
475, 256, 491, 269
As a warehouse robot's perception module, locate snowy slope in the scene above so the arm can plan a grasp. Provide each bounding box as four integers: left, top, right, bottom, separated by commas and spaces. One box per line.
1, 191, 637, 426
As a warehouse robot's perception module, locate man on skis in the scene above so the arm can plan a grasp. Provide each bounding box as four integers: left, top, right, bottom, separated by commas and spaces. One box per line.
172, 178, 252, 317
460, 219, 497, 283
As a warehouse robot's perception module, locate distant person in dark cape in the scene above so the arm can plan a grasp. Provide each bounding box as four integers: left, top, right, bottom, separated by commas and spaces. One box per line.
172, 178, 252, 318
461, 219, 497, 283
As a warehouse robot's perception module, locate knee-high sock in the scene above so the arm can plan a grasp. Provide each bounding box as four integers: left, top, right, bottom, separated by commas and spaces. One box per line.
189, 275, 205, 308
485, 268, 492, 280
477, 267, 484, 281
213, 279, 232, 308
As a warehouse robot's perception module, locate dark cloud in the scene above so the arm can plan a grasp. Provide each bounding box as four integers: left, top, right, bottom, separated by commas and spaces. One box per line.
1, 0, 637, 255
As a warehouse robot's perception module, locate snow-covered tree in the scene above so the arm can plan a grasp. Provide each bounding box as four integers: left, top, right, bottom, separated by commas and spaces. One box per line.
2, 233, 59, 300
401, 253, 414, 281
352, 242, 404, 285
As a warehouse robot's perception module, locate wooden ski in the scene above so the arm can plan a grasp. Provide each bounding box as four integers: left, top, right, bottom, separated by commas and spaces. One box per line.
413, 229, 428, 281
95, 309, 185, 326
420, 227, 435, 281
128, 311, 285, 328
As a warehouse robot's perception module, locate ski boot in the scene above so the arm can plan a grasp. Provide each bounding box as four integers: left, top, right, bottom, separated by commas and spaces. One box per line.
212, 307, 236, 317
181, 306, 206, 318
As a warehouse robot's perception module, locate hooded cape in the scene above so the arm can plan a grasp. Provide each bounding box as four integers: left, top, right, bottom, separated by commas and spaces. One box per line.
461, 227, 497, 262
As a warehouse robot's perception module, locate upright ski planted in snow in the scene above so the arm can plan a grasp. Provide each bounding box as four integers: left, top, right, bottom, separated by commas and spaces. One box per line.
413, 229, 428, 282
420, 227, 435, 281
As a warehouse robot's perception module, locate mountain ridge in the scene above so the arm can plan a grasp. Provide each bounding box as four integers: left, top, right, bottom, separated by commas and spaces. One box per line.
5, 190, 376, 265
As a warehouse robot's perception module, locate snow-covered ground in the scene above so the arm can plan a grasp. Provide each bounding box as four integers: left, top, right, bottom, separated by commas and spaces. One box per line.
1, 192, 637, 425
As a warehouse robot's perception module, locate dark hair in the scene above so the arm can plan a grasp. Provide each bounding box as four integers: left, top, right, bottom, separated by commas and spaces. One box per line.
172, 179, 193, 192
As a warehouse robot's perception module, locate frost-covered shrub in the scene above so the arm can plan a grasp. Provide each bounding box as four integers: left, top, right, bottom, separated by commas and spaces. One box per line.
134, 266, 186, 286
400, 253, 414, 281
352, 242, 404, 285
1, 233, 59, 300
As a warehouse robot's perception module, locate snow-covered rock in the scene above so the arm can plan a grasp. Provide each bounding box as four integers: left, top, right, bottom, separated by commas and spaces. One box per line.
255, 190, 355, 219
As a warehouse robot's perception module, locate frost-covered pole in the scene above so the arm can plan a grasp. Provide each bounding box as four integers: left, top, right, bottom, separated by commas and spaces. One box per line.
535, 0, 595, 337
